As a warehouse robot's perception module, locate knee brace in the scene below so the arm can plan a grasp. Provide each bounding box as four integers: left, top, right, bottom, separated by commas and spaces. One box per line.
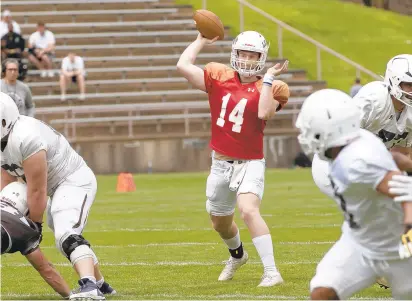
60, 234, 98, 266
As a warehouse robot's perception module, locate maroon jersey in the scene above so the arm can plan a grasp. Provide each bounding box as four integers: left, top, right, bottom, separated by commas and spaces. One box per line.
204, 63, 289, 159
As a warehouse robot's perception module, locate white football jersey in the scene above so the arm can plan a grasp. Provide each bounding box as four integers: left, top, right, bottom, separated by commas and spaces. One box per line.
354, 81, 412, 149
1, 116, 85, 196
329, 129, 403, 260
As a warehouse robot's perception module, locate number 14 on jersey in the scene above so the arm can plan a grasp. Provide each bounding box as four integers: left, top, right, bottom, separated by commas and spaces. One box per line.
216, 93, 248, 133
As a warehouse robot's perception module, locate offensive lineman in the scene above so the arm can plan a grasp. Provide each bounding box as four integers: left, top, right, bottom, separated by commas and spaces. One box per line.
0, 92, 115, 300
177, 31, 290, 286
295, 89, 412, 300
311, 54, 412, 289
1, 182, 71, 298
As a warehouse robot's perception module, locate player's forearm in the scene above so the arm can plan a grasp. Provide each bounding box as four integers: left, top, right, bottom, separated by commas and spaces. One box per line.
258, 75, 279, 120
27, 187, 47, 223
23, 151, 48, 223
391, 151, 412, 174
26, 249, 71, 298
177, 39, 205, 67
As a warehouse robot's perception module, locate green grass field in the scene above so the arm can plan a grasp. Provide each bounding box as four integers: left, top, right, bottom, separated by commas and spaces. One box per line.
1, 169, 392, 300
176, 0, 412, 91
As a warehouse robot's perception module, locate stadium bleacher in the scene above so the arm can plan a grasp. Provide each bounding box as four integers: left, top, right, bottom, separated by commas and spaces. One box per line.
2, 0, 327, 170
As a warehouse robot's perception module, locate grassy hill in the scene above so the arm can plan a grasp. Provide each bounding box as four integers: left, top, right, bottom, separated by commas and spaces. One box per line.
176, 0, 412, 91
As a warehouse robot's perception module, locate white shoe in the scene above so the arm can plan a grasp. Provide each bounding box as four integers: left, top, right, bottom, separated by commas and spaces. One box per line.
218, 252, 248, 281
258, 271, 284, 287
41, 70, 47, 78
48, 70, 54, 77
61, 94, 66, 102
79, 93, 86, 101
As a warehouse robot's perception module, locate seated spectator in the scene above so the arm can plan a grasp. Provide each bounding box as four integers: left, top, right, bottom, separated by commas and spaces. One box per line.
28, 21, 55, 78
1, 22, 27, 81
0, 10, 20, 38
60, 52, 86, 101
349, 78, 362, 97
1, 22, 25, 60
1, 58, 35, 117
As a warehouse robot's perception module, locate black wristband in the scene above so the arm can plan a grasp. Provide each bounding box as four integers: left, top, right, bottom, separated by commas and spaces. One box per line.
405, 224, 412, 233
34, 222, 43, 232
407, 171, 412, 176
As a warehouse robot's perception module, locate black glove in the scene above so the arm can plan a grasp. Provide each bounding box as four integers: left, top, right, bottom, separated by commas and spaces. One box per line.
33, 221, 43, 244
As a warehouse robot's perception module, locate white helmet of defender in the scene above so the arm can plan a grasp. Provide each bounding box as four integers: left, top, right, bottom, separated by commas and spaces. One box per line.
0, 92, 20, 140
230, 31, 269, 77
384, 54, 412, 107
295, 89, 361, 161
0, 182, 29, 215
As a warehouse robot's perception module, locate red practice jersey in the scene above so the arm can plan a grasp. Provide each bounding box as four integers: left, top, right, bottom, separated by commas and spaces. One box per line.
204, 62, 290, 159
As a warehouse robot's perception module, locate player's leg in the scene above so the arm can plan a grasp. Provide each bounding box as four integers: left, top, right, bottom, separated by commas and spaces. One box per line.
380, 256, 412, 299
310, 234, 377, 300
50, 165, 110, 300
206, 159, 248, 281
237, 158, 282, 287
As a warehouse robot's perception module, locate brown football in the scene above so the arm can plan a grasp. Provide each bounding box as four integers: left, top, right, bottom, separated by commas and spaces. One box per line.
193, 9, 225, 40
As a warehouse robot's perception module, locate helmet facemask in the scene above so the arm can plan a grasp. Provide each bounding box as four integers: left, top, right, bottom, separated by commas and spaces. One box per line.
230, 31, 269, 77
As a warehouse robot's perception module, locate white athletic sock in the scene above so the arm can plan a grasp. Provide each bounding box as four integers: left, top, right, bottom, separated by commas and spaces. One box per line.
82, 276, 96, 283
223, 231, 241, 250
252, 234, 278, 273
96, 278, 104, 288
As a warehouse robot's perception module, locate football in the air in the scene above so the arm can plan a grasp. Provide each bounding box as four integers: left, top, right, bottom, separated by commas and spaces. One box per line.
193, 9, 225, 40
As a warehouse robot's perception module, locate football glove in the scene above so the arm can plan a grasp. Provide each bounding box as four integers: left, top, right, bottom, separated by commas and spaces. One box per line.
399, 224, 412, 259
388, 174, 412, 202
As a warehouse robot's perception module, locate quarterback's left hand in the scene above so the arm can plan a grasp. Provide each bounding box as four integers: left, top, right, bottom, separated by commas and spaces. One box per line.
399, 225, 412, 259
388, 174, 412, 202
266, 60, 289, 77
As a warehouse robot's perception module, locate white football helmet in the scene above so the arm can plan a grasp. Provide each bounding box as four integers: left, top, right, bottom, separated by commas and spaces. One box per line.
0, 92, 20, 140
384, 54, 412, 107
295, 89, 361, 160
0, 182, 29, 215
230, 31, 269, 77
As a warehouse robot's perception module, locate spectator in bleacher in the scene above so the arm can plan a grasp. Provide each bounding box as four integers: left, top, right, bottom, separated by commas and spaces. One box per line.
0, 10, 21, 38
1, 22, 28, 81
28, 21, 55, 78
349, 78, 362, 97
1, 58, 35, 117
59, 52, 86, 101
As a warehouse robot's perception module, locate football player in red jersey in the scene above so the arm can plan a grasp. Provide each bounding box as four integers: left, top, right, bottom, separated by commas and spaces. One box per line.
177, 31, 290, 287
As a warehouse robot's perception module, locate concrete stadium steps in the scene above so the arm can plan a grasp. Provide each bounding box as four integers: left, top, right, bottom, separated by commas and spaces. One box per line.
31, 86, 320, 106
2, 0, 174, 12
12, 8, 194, 25
51, 42, 233, 57
36, 99, 305, 124
28, 78, 323, 96
50, 113, 297, 142
24, 30, 230, 46
3, 0, 322, 144
26, 56, 295, 71
19, 20, 198, 34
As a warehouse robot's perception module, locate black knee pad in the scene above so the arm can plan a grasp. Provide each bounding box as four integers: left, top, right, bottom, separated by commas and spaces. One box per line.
61, 234, 90, 259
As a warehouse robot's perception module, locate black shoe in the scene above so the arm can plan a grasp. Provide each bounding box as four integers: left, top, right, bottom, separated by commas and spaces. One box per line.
70, 278, 105, 300
99, 281, 117, 295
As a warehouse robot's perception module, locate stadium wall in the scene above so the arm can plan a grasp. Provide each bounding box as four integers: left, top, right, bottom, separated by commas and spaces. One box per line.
74, 136, 299, 173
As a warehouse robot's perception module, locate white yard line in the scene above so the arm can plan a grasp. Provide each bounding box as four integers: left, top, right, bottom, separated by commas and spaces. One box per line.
2, 260, 319, 268
37, 241, 334, 249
